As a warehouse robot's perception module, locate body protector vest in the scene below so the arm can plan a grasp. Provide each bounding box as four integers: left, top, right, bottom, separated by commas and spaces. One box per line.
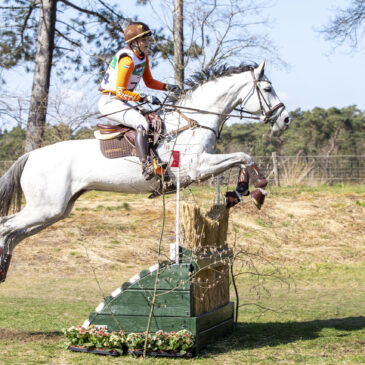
100, 48, 146, 92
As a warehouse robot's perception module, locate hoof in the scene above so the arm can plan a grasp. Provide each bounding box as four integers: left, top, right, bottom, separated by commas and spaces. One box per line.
250, 188, 267, 210
225, 191, 241, 208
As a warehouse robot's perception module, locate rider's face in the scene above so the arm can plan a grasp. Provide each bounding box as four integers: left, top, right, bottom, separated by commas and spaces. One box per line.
136, 36, 150, 54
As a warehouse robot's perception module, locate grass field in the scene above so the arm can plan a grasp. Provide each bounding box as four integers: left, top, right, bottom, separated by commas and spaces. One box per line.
0, 184, 364, 364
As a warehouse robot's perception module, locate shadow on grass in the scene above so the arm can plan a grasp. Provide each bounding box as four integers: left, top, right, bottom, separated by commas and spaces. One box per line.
0, 329, 63, 343
204, 316, 365, 354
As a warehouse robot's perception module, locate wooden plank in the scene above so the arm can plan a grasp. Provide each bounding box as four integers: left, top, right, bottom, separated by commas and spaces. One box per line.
128, 263, 192, 290
196, 317, 234, 351
88, 313, 198, 335
196, 302, 234, 332
89, 302, 234, 339
98, 289, 192, 317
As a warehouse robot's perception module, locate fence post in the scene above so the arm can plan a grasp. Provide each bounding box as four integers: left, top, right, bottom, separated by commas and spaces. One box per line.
272, 152, 280, 186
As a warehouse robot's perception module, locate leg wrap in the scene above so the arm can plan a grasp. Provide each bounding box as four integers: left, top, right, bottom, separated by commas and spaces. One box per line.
246, 163, 268, 188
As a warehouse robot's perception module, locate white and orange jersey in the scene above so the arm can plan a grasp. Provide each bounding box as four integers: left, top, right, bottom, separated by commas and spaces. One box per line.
100, 47, 165, 102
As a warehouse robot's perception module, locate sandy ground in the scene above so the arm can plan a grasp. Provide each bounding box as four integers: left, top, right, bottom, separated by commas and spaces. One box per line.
2, 187, 363, 294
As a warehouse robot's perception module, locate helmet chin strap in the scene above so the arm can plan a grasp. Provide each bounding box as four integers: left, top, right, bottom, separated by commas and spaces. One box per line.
130, 40, 145, 58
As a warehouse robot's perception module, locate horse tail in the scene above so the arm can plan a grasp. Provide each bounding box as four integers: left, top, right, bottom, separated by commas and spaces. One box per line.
0, 153, 30, 217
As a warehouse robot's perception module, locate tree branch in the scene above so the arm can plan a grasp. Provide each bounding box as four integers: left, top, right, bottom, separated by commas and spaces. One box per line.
58, 0, 125, 30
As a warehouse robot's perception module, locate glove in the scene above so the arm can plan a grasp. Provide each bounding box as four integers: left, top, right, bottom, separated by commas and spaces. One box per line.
140, 93, 161, 105
165, 84, 182, 93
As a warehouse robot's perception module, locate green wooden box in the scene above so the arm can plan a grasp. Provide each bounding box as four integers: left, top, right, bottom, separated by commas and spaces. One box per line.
85, 249, 234, 352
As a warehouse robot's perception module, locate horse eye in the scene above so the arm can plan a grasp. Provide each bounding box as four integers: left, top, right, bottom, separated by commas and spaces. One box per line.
264, 86, 272, 92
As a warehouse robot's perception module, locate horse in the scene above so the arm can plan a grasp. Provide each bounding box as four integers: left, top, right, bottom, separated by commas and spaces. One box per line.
0, 61, 291, 283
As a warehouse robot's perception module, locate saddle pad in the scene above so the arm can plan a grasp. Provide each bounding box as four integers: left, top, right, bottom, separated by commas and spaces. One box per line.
100, 136, 137, 159
94, 130, 124, 140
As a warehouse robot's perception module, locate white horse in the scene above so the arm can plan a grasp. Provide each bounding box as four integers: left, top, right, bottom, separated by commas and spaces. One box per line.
0, 61, 291, 282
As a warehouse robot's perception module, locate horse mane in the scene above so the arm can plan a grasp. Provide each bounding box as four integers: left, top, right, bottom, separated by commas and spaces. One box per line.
168, 62, 258, 103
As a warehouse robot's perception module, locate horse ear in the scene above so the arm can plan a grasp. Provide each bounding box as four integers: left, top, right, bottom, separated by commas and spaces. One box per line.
255, 60, 266, 79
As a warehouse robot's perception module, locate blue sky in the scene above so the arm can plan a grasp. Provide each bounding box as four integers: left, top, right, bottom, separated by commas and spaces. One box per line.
140, 0, 365, 112
260, 0, 365, 111
2, 0, 365, 121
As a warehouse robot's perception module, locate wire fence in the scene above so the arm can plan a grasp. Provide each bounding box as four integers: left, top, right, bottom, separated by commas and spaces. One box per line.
1, 155, 365, 185
217, 154, 365, 186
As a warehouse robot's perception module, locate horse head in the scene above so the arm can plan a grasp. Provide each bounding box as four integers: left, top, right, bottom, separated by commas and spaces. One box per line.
238, 61, 291, 133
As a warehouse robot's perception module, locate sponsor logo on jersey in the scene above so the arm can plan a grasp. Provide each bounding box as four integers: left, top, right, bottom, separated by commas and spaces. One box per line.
132, 62, 146, 76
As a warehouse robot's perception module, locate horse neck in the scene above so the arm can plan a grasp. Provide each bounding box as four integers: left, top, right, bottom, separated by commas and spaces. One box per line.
171, 71, 253, 130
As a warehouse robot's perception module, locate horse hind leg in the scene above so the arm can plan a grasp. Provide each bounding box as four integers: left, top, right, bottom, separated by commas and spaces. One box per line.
0, 246, 11, 283
0, 190, 86, 283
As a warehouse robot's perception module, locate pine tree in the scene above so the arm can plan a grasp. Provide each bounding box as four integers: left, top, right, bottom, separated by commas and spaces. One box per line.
0, 0, 129, 152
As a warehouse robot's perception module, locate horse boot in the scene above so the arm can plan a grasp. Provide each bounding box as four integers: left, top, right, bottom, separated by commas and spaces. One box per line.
246, 162, 268, 188
250, 188, 267, 210
225, 169, 250, 208
135, 125, 154, 181
245, 163, 268, 209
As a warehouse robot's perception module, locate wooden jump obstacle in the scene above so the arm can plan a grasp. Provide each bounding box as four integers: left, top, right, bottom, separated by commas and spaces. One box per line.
83, 203, 234, 352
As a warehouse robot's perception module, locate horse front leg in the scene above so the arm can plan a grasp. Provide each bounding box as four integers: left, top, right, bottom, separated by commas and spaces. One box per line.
194, 152, 268, 209
194, 151, 254, 178
225, 164, 268, 210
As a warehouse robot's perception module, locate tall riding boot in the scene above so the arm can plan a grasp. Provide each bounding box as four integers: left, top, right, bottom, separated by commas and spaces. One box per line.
135, 125, 154, 181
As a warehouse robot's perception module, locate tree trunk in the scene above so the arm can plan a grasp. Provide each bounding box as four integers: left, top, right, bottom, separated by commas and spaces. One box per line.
173, 0, 184, 88
24, 0, 57, 153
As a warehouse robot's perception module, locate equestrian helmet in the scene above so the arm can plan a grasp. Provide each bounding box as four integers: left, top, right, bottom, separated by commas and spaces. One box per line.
124, 22, 152, 43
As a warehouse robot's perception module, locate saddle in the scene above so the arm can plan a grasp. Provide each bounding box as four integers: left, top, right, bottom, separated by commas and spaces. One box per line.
95, 113, 163, 160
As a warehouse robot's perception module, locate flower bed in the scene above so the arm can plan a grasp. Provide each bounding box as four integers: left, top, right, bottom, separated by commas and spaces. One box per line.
64, 326, 195, 357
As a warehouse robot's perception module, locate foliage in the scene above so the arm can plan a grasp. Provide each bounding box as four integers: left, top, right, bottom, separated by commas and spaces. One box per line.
64, 325, 126, 352
0, 0, 171, 82
320, 0, 365, 49
0, 125, 25, 159
64, 326, 195, 354
218, 105, 365, 156
0, 105, 364, 161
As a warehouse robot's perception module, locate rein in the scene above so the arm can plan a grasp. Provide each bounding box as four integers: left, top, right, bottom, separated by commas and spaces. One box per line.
160, 70, 285, 138
162, 103, 260, 120
98, 68, 286, 140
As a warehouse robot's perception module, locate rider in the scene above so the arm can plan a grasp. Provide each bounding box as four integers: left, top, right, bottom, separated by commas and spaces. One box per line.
99, 21, 180, 180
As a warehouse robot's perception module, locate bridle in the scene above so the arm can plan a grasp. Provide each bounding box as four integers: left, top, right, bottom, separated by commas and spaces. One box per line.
234, 69, 286, 127
160, 67, 286, 139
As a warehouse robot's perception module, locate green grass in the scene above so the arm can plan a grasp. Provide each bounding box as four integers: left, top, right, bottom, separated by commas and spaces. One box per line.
0, 264, 364, 364
0, 187, 364, 364
267, 182, 365, 195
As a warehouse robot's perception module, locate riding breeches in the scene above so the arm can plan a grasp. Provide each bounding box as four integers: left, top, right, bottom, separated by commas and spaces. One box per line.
98, 94, 148, 130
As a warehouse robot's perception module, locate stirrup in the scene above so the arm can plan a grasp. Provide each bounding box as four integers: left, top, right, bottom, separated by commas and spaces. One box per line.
142, 161, 155, 181
153, 158, 167, 177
